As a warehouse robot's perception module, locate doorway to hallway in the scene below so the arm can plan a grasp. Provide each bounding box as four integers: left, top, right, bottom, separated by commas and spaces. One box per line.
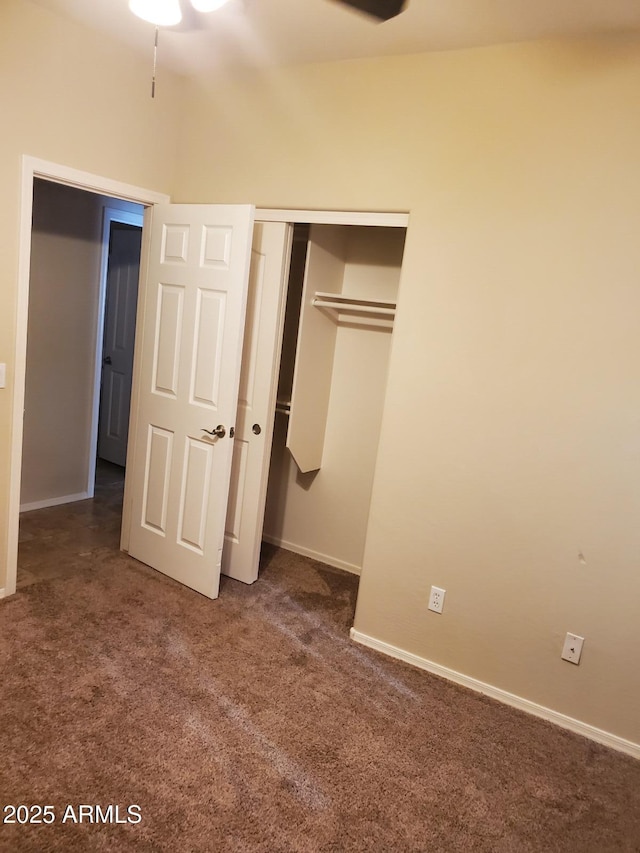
17, 180, 142, 589
5, 155, 169, 598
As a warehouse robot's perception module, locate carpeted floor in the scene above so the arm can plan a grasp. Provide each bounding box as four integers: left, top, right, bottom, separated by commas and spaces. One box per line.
1, 544, 640, 852
16, 459, 125, 590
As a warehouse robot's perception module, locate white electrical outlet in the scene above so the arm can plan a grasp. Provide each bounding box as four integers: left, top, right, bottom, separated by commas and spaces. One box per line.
428, 586, 446, 614
561, 632, 584, 665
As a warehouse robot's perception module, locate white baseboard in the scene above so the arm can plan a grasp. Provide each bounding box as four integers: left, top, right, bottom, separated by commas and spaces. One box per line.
262, 535, 361, 576
0, 588, 5, 599
20, 491, 90, 513
350, 628, 640, 760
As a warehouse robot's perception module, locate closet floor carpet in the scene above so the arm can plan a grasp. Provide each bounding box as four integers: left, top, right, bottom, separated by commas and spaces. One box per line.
2, 531, 640, 850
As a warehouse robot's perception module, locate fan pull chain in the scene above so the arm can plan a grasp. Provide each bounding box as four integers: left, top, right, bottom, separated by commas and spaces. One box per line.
151, 25, 159, 98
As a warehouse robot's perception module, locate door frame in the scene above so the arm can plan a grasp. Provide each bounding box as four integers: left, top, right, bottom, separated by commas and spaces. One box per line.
5, 156, 169, 597
90, 207, 144, 489
255, 209, 408, 228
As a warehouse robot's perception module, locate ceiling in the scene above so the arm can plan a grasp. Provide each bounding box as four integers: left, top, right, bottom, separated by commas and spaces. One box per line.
29, 0, 640, 76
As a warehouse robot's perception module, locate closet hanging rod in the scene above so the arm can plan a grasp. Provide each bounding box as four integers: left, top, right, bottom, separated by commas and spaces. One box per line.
313, 291, 396, 309
312, 300, 396, 317
312, 292, 396, 317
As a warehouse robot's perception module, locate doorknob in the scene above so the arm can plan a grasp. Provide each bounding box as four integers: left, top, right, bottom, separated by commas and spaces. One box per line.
103, 355, 112, 365
252, 424, 262, 435
201, 424, 226, 439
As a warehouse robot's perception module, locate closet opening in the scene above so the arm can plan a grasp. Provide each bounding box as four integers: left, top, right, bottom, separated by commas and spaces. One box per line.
260, 220, 406, 577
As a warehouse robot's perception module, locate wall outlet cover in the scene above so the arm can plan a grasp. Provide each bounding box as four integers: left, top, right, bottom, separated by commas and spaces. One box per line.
561, 632, 584, 665
428, 585, 446, 614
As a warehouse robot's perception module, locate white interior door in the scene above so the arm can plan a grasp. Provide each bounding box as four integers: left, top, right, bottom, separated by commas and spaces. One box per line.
98, 223, 142, 467
125, 203, 254, 599
222, 221, 292, 583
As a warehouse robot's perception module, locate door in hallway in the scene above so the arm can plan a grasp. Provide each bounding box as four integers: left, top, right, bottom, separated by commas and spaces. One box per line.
98, 222, 142, 467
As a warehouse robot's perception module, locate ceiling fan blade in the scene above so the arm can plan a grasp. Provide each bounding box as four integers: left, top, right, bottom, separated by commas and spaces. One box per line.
330, 0, 407, 22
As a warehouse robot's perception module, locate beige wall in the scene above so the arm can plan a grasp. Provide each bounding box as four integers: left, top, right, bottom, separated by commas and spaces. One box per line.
22, 181, 104, 507
0, 0, 184, 584
174, 38, 640, 745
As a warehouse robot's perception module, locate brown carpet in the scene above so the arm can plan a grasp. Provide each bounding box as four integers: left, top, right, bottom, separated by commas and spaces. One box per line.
1, 545, 639, 852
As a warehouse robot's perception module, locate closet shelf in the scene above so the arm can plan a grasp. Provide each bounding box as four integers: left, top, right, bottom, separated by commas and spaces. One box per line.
312, 291, 396, 318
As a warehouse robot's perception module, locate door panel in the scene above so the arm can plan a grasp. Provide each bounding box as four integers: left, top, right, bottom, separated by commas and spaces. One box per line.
98, 223, 142, 466
222, 221, 292, 584
177, 438, 213, 552
191, 289, 225, 405
126, 204, 254, 599
153, 283, 183, 397
142, 425, 172, 533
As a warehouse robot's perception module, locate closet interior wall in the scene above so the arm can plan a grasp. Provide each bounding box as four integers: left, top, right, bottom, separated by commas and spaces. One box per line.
263, 223, 406, 575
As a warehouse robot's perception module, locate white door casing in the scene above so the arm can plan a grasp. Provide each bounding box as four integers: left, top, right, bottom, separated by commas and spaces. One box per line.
222, 221, 293, 584
98, 223, 142, 467
125, 203, 255, 599
5, 157, 168, 599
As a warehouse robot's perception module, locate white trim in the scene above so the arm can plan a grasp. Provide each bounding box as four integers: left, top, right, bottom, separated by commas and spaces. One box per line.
23, 157, 169, 206
350, 629, 640, 760
20, 492, 91, 514
256, 208, 409, 228
88, 207, 144, 495
5, 157, 170, 599
0, 589, 5, 599
262, 535, 361, 576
